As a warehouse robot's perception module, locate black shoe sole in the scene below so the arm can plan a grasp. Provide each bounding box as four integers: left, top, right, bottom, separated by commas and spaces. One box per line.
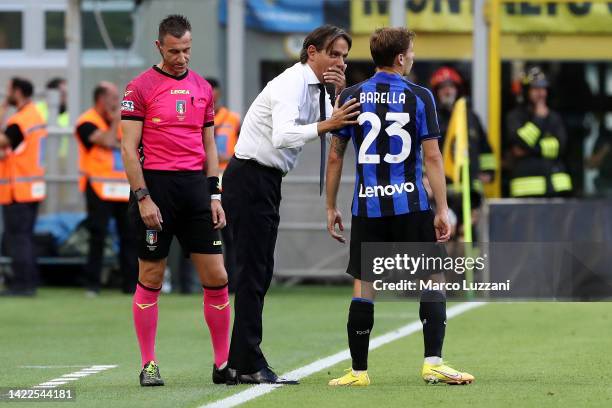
140, 382, 164, 387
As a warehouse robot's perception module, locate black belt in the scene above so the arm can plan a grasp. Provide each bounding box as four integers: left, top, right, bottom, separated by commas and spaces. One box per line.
232, 156, 284, 177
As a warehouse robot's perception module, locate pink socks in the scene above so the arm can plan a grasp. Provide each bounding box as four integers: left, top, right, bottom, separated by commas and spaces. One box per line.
203, 285, 231, 368
133, 281, 230, 369
132, 282, 161, 367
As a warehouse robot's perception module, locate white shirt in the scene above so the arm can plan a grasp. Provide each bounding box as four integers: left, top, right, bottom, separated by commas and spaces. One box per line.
234, 62, 332, 173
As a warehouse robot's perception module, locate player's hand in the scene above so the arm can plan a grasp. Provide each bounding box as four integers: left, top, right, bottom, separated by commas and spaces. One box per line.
323, 64, 347, 94
327, 208, 346, 243
434, 209, 451, 243
326, 97, 360, 131
138, 196, 163, 231
211, 199, 226, 230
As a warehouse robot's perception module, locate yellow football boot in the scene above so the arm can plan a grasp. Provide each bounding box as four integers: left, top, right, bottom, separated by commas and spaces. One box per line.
328, 368, 370, 386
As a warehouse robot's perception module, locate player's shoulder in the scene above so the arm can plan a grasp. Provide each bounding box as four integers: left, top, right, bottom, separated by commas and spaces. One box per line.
400, 78, 435, 102
127, 67, 156, 86
190, 71, 214, 93
188, 69, 208, 85
124, 67, 160, 98
339, 78, 369, 102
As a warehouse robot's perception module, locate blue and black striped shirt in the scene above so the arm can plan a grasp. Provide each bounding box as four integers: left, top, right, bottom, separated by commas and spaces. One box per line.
336, 71, 440, 218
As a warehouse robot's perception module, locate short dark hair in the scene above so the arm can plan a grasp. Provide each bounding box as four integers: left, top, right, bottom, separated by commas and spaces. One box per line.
205, 77, 219, 89
370, 28, 415, 68
158, 14, 191, 43
93, 84, 108, 103
11, 77, 33, 98
46, 77, 65, 90
299, 25, 352, 64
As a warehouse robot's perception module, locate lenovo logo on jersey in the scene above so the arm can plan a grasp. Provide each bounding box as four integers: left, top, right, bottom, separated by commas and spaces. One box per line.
358, 181, 415, 198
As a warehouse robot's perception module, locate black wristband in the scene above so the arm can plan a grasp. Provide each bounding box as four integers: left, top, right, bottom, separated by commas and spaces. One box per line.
134, 187, 150, 201
208, 176, 221, 195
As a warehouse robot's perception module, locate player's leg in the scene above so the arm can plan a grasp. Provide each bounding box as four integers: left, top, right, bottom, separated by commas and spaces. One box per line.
329, 216, 380, 387
191, 253, 231, 384
129, 191, 174, 386
329, 279, 374, 386
133, 257, 166, 386
417, 211, 473, 385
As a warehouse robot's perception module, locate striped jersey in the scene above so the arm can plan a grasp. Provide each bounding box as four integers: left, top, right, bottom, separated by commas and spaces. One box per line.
336, 71, 440, 218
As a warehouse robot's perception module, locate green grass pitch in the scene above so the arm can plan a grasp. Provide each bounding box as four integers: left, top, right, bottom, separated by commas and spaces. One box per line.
1, 286, 611, 407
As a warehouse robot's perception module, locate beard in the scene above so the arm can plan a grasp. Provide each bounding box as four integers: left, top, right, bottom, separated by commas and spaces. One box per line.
7, 96, 17, 106
439, 94, 456, 110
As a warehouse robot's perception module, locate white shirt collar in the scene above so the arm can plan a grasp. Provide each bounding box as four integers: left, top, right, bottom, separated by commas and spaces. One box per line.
300, 62, 321, 86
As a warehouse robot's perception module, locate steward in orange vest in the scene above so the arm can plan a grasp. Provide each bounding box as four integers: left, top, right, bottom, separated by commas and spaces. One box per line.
214, 106, 240, 171
0, 100, 47, 203
206, 78, 240, 172
0, 77, 46, 296
75, 82, 137, 295
75, 108, 129, 201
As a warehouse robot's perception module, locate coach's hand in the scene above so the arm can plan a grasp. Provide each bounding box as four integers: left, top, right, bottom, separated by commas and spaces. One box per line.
138, 196, 163, 231
320, 97, 360, 134
327, 208, 346, 243
211, 199, 226, 230
323, 64, 347, 95
434, 210, 451, 243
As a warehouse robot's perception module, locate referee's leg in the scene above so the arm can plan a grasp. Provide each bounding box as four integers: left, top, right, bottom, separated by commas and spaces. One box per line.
224, 159, 280, 374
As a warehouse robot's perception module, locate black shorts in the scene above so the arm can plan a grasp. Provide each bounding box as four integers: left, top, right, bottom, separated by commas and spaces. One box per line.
346, 210, 444, 281
129, 170, 222, 260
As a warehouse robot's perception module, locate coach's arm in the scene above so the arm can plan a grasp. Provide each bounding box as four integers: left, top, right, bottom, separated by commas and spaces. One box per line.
325, 134, 350, 243
121, 120, 163, 230
270, 76, 359, 150
423, 139, 451, 243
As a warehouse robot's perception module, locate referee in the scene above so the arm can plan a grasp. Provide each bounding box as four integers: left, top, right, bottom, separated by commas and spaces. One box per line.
223, 25, 360, 384
121, 15, 231, 386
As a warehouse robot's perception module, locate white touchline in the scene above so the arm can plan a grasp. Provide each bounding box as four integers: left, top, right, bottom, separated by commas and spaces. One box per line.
31, 365, 118, 389
19, 365, 89, 368
202, 302, 485, 408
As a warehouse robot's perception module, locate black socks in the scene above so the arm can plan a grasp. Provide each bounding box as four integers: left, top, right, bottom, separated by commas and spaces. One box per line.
347, 298, 374, 371
419, 290, 447, 358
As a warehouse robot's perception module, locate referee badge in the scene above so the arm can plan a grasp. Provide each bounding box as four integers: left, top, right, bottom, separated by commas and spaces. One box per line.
145, 230, 158, 247
176, 99, 186, 120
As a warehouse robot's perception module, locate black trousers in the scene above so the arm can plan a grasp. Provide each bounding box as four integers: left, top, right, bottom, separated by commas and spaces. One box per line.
224, 157, 282, 373
221, 222, 237, 292
2, 202, 39, 292
85, 183, 138, 293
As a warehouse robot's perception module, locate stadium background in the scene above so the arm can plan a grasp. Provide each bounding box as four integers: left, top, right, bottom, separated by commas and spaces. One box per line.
1, 1, 612, 407
1, 0, 611, 282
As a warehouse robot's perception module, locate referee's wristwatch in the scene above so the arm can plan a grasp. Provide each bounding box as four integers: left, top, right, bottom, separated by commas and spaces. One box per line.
134, 187, 150, 201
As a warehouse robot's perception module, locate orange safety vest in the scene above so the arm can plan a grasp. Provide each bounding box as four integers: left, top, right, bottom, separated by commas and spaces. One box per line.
214, 107, 240, 171
74, 108, 129, 202
0, 102, 47, 205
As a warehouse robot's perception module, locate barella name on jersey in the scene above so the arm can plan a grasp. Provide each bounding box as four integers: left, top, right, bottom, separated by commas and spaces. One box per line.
360, 91, 406, 105
359, 181, 416, 198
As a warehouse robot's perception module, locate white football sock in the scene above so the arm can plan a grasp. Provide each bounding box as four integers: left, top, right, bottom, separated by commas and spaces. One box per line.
424, 356, 443, 365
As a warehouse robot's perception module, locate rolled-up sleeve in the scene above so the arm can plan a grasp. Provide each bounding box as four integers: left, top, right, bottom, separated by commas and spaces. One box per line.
269, 72, 319, 149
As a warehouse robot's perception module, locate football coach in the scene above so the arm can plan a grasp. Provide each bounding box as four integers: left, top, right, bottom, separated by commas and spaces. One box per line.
223, 25, 360, 385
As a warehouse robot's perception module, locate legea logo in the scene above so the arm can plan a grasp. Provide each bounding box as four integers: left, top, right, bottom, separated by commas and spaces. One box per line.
358, 182, 415, 198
